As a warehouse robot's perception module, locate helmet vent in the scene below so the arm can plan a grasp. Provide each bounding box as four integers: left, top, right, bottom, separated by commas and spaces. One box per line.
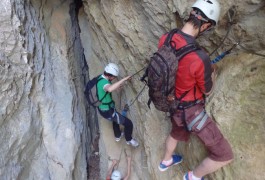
206, 0, 213, 4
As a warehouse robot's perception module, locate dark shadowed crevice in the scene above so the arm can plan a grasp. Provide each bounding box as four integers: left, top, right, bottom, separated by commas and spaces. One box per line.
74, 0, 83, 15
71, 0, 100, 179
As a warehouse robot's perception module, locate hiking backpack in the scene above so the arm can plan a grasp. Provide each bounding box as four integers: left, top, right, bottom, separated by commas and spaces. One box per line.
84, 75, 108, 107
144, 29, 200, 112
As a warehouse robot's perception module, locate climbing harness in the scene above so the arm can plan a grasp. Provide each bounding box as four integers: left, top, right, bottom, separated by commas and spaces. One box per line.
187, 110, 208, 131
121, 103, 130, 117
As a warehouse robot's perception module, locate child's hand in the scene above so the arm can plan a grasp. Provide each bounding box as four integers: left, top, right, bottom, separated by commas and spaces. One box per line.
112, 159, 119, 165
124, 76, 132, 81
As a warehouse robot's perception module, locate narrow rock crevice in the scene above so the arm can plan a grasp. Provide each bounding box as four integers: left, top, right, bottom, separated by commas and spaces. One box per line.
1, 0, 265, 179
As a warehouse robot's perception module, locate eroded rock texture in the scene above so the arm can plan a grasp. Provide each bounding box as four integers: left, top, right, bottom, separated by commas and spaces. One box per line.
81, 0, 265, 180
0, 0, 95, 179
0, 0, 264, 180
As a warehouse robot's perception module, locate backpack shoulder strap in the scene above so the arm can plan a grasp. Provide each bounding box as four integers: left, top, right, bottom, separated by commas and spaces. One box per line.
173, 45, 201, 100
166, 44, 200, 95
163, 29, 200, 55
162, 28, 200, 55
164, 28, 179, 47
174, 43, 200, 60
96, 75, 110, 102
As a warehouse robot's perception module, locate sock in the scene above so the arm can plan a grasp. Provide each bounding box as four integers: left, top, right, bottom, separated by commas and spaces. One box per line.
162, 158, 173, 166
191, 171, 202, 180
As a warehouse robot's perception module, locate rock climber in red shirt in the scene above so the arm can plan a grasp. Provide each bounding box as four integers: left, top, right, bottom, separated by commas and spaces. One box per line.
157, 0, 233, 179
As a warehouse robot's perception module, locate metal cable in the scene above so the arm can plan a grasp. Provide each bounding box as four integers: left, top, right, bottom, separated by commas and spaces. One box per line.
229, 19, 265, 58
209, 6, 237, 56
127, 83, 147, 107
238, 44, 265, 58
209, 25, 233, 57
130, 66, 146, 78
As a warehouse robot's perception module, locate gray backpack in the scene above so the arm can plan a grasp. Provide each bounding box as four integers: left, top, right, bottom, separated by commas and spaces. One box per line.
84, 75, 108, 107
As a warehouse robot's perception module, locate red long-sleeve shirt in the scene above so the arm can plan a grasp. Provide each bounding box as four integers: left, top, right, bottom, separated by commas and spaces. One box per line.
158, 30, 212, 102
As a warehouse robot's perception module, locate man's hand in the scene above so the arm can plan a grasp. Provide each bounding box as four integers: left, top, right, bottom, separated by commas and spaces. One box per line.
211, 64, 217, 73
211, 64, 217, 82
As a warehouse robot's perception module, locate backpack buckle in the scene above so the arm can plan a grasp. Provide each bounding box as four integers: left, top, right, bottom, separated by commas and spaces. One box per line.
167, 95, 175, 101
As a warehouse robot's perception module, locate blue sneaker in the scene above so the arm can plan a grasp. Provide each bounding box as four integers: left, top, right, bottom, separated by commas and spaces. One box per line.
183, 171, 204, 180
158, 155, 183, 172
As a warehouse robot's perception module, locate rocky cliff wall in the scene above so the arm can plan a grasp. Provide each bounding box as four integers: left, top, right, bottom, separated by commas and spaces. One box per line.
0, 0, 264, 180
81, 0, 265, 180
0, 0, 95, 179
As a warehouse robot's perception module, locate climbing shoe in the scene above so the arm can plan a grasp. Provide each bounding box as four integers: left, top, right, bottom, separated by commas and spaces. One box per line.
183, 171, 204, 180
115, 132, 124, 142
126, 139, 139, 147
158, 154, 183, 172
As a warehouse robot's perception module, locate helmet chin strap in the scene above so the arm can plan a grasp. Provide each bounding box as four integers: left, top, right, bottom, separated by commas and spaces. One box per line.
197, 20, 203, 37
191, 10, 214, 37
197, 21, 214, 38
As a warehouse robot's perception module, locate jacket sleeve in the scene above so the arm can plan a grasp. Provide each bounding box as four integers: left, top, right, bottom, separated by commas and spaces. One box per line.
190, 55, 213, 94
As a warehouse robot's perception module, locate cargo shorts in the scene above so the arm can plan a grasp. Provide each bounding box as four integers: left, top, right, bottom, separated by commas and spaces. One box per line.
170, 102, 233, 162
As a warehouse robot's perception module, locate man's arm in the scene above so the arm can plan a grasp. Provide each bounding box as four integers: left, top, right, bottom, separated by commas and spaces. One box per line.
106, 159, 118, 180
204, 65, 216, 96
123, 156, 132, 180
104, 76, 131, 92
191, 53, 214, 96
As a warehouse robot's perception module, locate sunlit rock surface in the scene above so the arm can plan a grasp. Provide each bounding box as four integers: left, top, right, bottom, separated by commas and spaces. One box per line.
82, 0, 265, 180
0, 0, 264, 179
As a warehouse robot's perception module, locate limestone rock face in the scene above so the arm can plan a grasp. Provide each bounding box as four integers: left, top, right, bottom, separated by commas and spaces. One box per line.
0, 0, 265, 180
81, 0, 265, 180
0, 0, 94, 179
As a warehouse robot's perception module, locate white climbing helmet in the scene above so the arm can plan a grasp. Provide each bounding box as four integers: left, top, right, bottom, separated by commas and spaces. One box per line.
104, 63, 119, 76
111, 170, 122, 180
192, 0, 221, 25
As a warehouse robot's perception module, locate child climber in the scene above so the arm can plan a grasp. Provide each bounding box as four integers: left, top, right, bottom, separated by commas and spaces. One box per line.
97, 63, 139, 147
